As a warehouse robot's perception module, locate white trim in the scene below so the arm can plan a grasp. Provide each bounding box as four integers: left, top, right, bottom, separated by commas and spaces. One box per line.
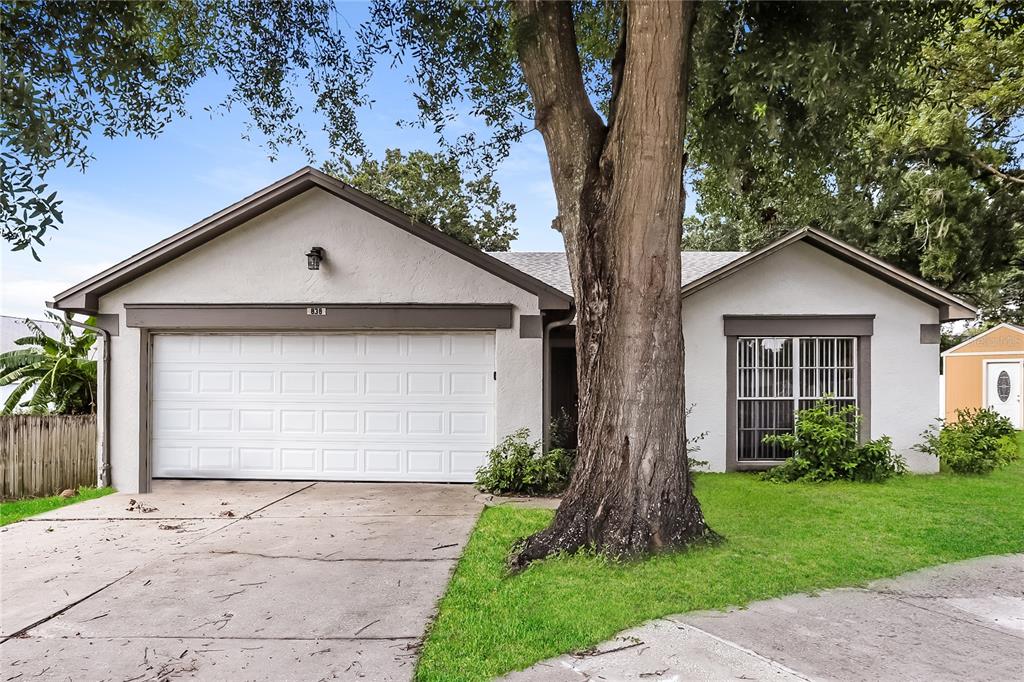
940, 350, 1024, 357
942, 323, 1024, 356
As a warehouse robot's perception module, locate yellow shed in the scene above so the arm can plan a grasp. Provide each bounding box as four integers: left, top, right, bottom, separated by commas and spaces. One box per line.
943, 323, 1024, 428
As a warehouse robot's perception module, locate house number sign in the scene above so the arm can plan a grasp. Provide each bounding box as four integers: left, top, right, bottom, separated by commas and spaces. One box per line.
307, 307, 327, 316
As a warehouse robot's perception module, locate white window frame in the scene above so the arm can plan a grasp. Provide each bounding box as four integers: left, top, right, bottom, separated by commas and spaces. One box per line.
736, 336, 858, 461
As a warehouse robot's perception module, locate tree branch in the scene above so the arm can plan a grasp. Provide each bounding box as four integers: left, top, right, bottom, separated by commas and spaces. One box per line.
971, 157, 1024, 185
511, 0, 605, 231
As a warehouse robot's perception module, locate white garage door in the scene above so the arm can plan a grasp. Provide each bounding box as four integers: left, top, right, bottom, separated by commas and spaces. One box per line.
151, 333, 496, 482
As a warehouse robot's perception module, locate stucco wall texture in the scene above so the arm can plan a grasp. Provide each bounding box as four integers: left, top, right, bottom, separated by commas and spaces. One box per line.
943, 326, 1024, 421
682, 242, 942, 473
97, 189, 543, 493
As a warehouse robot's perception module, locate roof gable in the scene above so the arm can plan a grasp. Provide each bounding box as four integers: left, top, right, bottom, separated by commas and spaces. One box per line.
50, 167, 572, 313
942, 323, 1024, 356
678, 228, 976, 322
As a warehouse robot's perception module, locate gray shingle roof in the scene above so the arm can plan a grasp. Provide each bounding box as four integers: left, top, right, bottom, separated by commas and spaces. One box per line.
487, 251, 747, 296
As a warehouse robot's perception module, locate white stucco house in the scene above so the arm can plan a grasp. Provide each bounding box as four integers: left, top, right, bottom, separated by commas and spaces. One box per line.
49, 168, 976, 493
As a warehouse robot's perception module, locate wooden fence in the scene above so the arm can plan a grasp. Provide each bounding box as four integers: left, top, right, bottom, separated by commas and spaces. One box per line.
0, 415, 97, 499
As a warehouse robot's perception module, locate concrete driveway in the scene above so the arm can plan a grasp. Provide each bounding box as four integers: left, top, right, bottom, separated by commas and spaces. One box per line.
1, 481, 481, 680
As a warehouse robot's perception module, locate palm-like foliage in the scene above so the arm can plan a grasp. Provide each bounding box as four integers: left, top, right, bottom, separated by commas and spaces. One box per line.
0, 312, 97, 414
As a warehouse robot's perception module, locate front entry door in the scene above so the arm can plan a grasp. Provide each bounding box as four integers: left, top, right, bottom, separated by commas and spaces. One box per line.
985, 361, 1022, 428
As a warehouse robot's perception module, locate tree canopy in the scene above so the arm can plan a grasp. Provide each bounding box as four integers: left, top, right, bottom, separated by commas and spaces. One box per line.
327, 148, 517, 251
684, 0, 1023, 323
1, 0, 368, 258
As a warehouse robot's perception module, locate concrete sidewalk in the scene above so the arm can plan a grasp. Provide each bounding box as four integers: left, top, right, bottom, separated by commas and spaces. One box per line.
504, 554, 1024, 682
1, 481, 481, 681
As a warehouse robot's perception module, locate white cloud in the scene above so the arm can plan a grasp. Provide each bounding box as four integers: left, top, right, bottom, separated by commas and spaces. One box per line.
2, 188, 174, 319
1, 261, 114, 319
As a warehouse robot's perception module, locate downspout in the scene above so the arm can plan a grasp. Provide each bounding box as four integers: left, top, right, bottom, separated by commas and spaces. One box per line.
542, 306, 576, 451
64, 313, 111, 488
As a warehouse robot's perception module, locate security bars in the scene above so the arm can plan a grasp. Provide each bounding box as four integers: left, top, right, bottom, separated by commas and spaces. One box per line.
736, 336, 857, 460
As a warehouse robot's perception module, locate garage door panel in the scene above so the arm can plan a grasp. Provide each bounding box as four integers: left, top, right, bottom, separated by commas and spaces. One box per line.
151, 333, 495, 482
153, 442, 490, 481
152, 367, 495, 400
153, 402, 493, 439
155, 333, 494, 363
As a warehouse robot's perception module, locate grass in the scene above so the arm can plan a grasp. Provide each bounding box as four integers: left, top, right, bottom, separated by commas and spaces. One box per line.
418, 456, 1024, 681
1, 487, 114, 526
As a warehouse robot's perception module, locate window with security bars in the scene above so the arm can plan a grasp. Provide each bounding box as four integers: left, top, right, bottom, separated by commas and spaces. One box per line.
737, 337, 857, 460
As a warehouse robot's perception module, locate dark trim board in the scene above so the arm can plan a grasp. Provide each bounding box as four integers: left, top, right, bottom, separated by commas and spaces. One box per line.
857, 336, 872, 442
138, 328, 152, 494
724, 315, 874, 337
725, 335, 738, 471
124, 303, 514, 331
519, 315, 543, 339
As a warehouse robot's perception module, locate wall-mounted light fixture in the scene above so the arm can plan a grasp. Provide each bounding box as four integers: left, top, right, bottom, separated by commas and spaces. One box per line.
306, 246, 325, 270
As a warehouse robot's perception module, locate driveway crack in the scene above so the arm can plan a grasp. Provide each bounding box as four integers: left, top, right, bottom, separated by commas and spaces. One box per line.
1, 569, 136, 643
875, 592, 1024, 642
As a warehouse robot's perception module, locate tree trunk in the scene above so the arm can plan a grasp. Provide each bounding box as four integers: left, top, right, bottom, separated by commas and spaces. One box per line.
509, 0, 716, 569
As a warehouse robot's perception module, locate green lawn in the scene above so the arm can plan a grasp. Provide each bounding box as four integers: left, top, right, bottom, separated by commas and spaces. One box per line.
418, 457, 1024, 681
1, 487, 114, 526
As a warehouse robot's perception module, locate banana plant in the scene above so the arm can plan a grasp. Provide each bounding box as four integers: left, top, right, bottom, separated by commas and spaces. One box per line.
0, 312, 97, 414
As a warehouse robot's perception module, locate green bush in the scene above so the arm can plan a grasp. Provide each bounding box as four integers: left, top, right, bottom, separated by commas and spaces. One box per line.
762, 398, 906, 483
475, 429, 576, 495
916, 408, 1020, 474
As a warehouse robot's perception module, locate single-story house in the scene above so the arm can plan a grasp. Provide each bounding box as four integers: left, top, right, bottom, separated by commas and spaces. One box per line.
942, 323, 1024, 428
50, 167, 976, 493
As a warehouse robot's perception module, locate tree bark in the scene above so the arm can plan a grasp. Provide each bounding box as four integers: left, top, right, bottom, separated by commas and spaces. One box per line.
509, 0, 717, 569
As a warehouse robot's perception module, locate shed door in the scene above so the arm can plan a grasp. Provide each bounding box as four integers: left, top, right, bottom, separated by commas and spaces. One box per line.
151, 333, 495, 482
985, 361, 1022, 429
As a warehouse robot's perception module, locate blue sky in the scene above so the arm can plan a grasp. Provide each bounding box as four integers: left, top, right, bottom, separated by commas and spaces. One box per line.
2, 2, 578, 319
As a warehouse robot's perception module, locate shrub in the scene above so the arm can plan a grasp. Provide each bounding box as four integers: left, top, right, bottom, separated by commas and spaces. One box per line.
475, 429, 576, 496
762, 398, 906, 483
549, 407, 578, 450
916, 408, 1020, 474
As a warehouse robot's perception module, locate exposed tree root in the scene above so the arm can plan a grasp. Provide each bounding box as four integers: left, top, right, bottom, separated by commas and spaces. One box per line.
507, 503, 722, 572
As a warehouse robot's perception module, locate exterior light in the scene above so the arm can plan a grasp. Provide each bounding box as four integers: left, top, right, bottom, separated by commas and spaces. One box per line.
306, 246, 324, 270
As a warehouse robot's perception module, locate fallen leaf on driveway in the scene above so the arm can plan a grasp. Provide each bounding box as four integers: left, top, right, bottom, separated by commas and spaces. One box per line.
126, 499, 158, 513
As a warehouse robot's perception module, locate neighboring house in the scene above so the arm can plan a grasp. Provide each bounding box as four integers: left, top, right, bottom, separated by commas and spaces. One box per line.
49, 167, 975, 493
942, 323, 1024, 428
0, 314, 61, 409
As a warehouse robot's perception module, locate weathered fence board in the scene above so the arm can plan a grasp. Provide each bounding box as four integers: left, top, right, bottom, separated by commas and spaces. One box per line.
0, 415, 97, 499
